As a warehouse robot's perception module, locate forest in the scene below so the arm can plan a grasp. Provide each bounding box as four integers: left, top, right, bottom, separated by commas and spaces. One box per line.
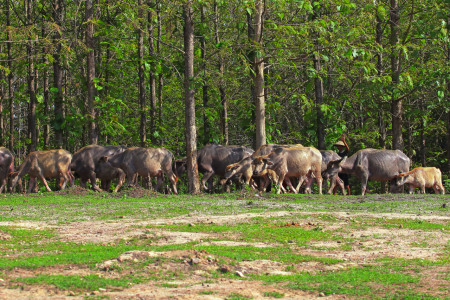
0, 0, 449, 191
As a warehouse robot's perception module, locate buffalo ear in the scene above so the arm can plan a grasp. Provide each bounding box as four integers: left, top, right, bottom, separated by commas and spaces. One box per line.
99, 156, 109, 162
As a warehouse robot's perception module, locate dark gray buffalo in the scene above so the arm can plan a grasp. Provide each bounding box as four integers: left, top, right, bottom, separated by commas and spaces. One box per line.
325, 149, 410, 195
70, 145, 127, 192
95, 156, 126, 192
0, 147, 14, 193
197, 144, 254, 192
104, 147, 178, 194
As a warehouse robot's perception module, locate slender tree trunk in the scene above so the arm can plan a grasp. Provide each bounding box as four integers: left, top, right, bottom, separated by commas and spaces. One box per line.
53, 0, 64, 148
253, 0, 266, 149
157, 2, 163, 146
201, 6, 210, 145
26, 0, 37, 152
447, 15, 450, 172
390, 0, 403, 150
7, 0, 13, 151
184, 0, 200, 194
86, 0, 97, 144
420, 98, 426, 166
0, 44, 3, 144
313, 7, 325, 150
138, 0, 146, 147
42, 24, 50, 149
376, 3, 386, 149
148, 1, 157, 144
313, 50, 325, 150
214, 1, 227, 145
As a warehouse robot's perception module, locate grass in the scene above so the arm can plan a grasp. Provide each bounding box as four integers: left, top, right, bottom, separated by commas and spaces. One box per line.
13, 274, 144, 290
0, 192, 448, 298
255, 266, 420, 297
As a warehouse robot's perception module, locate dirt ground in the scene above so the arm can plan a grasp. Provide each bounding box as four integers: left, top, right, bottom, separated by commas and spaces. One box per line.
0, 192, 449, 299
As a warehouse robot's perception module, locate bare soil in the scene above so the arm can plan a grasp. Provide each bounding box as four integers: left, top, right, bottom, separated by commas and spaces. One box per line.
0, 199, 449, 299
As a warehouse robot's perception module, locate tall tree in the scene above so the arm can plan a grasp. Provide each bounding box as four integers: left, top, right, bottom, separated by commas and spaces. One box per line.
201, 5, 210, 144
312, 3, 325, 150
53, 0, 64, 148
251, 0, 266, 148
214, 0, 227, 145
157, 1, 163, 146
184, 0, 200, 194
390, 0, 403, 150
138, 0, 146, 147
26, 0, 37, 152
6, 0, 14, 151
42, 21, 50, 149
148, 1, 157, 144
86, 0, 98, 144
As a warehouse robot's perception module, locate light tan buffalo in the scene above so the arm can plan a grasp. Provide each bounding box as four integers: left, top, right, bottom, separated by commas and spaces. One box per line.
397, 167, 445, 194
253, 144, 303, 156
220, 157, 278, 191
11, 149, 73, 193
252, 147, 323, 194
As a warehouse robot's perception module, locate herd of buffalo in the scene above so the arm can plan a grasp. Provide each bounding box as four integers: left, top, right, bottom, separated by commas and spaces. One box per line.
0, 143, 446, 195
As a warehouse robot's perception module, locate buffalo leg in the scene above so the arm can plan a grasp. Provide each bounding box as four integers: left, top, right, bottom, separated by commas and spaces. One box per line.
28, 177, 37, 193
201, 171, 214, 191
38, 174, 52, 192
0, 178, 6, 194
88, 171, 103, 192
113, 172, 126, 193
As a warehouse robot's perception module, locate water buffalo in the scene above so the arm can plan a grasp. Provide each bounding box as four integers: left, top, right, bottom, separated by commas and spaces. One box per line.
70, 145, 127, 192
219, 143, 304, 192
11, 149, 73, 193
325, 148, 410, 195
302, 150, 346, 194
0, 147, 14, 193
253, 144, 303, 156
95, 156, 126, 192
396, 167, 445, 194
197, 144, 254, 192
252, 147, 323, 194
105, 147, 178, 194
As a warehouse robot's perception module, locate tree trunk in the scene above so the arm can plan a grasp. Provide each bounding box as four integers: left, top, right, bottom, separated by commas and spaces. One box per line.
157, 2, 163, 146
7, 0, 13, 151
26, 0, 37, 152
53, 0, 64, 148
0, 44, 3, 144
376, 3, 386, 149
253, 0, 266, 149
313, 50, 325, 150
42, 25, 50, 149
390, 0, 403, 150
148, 1, 157, 144
201, 6, 210, 145
86, 0, 97, 145
447, 14, 450, 172
138, 0, 146, 147
184, 0, 200, 194
214, 1, 228, 145
313, 6, 325, 150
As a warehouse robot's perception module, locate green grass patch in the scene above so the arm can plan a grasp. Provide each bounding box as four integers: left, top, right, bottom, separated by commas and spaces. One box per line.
152, 221, 331, 246
255, 266, 420, 297
194, 245, 341, 265
263, 291, 284, 298
375, 218, 450, 231
13, 274, 144, 291
226, 292, 253, 300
